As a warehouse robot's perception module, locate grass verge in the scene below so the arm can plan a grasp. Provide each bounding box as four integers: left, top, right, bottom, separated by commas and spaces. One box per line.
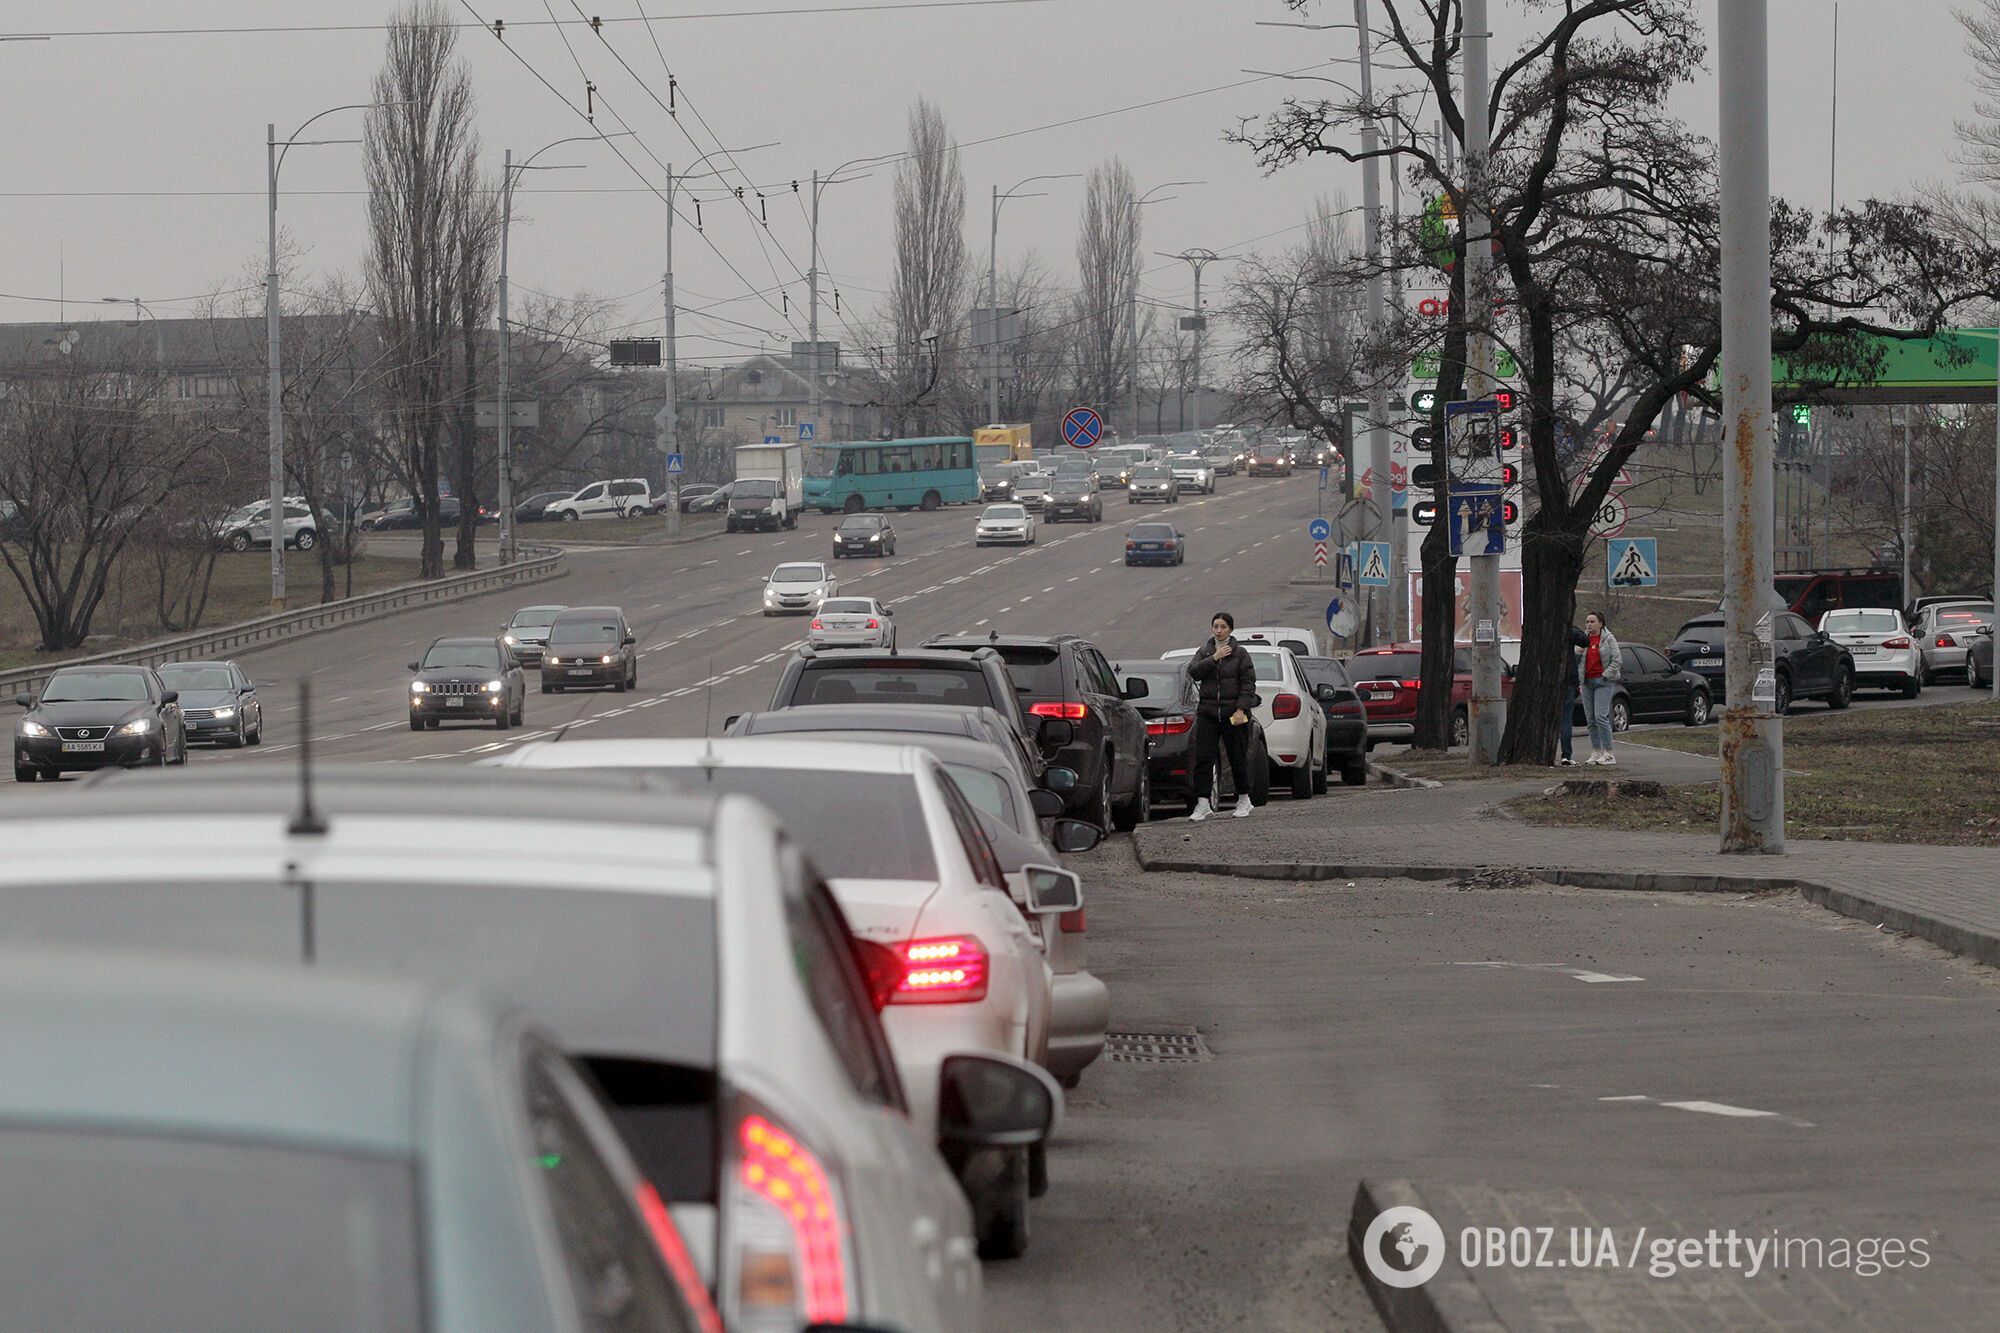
1506, 700, 2000, 846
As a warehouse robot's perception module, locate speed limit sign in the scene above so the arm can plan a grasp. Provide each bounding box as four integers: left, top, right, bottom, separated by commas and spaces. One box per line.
1590, 493, 1629, 538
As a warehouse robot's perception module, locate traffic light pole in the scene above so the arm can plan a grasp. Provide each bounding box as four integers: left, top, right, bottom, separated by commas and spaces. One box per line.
1463, 0, 1505, 764
1355, 0, 1393, 647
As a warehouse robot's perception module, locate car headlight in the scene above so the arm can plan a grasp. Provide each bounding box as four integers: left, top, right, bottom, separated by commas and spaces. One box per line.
410, 680, 429, 693
211, 706, 236, 720
600, 655, 614, 665
763, 589, 779, 602
545, 656, 562, 666
118, 718, 153, 736
868, 533, 881, 541
484, 679, 505, 692
503, 633, 518, 645
18, 720, 49, 738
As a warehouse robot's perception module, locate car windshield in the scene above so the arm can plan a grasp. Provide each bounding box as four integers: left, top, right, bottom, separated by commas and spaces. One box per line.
39, 672, 150, 703
1134, 465, 1171, 479
1115, 663, 1191, 713
1824, 610, 1901, 633
793, 665, 1001, 711
1245, 649, 1286, 683
735, 479, 779, 498
1674, 620, 1727, 647
942, 762, 1018, 827
1349, 652, 1421, 682
422, 644, 501, 671
548, 619, 620, 646
978, 464, 1008, 480
772, 564, 825, 583
1169, 454, 1203, 465
818, 599, 876, 616
1937, 605, 1994, 626
646, 768, 937, 880
156, 665, 235, 691
983, 506, 1026, 520
1052, 481, 1090, 496
509, 608, 562, 630
1295, 657, 1351, 690
837, 516, 881, 532
1131, 524, 1176, 540
0, 1127, 422, 1332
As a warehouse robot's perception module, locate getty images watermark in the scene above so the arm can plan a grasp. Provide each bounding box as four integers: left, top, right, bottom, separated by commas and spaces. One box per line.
1361, 1207, 1934, 1288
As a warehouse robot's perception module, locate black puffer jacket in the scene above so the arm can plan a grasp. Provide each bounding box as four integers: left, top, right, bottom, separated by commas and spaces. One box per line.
1187, 636, 1259, 719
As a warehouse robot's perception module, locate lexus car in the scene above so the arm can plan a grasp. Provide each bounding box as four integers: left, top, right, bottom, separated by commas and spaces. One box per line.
14, 664, 187, 781
407, 637, 525, 730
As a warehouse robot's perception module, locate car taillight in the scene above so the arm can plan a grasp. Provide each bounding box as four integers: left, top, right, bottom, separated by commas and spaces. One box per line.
635, 1180, 725, 1333
1400, 679, 1421, 690
1125, 540, 1137, 550
866, 619, 879, 629
1029, 702, 1088, 720
1883, 637, 1912, 649
1272, 692, 1302, 719
1327, 698, 1365, 717
1059, 908, 1086, 933
850, 938, 902, 1013
1936, 635, 1954, 647
889, 935, 989, 1004
1146, 714, 1195, 736
809, 619, 823, 630
727, 1110, 852, 1328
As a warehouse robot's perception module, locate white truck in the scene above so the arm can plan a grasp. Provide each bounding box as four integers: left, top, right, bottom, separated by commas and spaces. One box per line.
729, 442, 805, 532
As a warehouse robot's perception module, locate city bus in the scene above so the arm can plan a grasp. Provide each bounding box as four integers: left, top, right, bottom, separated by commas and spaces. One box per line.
803, 436, 982, 514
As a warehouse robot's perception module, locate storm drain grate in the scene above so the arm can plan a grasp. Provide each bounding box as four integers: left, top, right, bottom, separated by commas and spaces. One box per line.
1103, 1028, 1210, 1064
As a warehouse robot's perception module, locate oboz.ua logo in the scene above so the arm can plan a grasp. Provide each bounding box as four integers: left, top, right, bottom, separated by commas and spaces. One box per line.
1362, 1205, 1447, 1289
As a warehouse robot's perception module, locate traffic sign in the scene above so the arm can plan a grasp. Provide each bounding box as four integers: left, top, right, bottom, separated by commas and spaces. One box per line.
1589, 492, 1630, 538
1445, 398, 1505, 485
1308, 517, 1332, 543
1313, 541, 1328, 566
665, 453, 684, 475
1319, 465, 1330, 490
1060, 406, 1104, 449
1356, 540, 1391, 587
1326, 595, 1357, 639
1607, 536, 1658, 588
1409, 388, 1437, 414
1448, 484, 1507, 557
797, 421, 816, 442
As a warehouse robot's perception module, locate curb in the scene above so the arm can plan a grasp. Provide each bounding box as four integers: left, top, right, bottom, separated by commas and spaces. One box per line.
1349, 1179, 1506, 1333
1371, 761, 1442, 789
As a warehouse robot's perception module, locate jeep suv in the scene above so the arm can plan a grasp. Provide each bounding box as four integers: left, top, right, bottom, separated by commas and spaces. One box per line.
924, 632, 1151, 831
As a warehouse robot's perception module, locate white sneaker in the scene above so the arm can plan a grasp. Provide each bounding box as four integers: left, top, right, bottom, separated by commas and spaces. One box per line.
1189, 798, 1214, 822
1598, 752, 1618, 767
1233, 800, 1253, 818
1557, 757, 1577, 767
1582, 751, 1605, 765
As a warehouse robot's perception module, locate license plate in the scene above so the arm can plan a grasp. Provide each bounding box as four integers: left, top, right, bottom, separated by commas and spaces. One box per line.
569, 668, 592, 676
61, 741, 105, 753
1367, 689, 1396, 701
1851, 646, 1876, 655
446, 697, 464, 708
1692, 657, 1722, 667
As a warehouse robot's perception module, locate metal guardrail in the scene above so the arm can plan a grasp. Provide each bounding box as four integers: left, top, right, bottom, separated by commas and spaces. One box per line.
1, 546, 565, 699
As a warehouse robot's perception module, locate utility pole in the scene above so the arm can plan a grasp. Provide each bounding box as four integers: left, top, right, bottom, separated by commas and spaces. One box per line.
808, 167, 821, 435
662, 161, 681, 538
266, 122, 285, 613
1900, 410, 1912, 612
1463, 0, 1505, 762
1718, 0, 1785, 850
1129, 181, 1200, 440
1389, 120, 1409, 641
498, 148, 517, 563
1159, 250, 1231, 437
989, 184, 1001, 424
1355, 0, 1392, 646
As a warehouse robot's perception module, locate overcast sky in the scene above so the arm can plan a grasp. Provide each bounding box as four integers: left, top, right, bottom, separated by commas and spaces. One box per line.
0, 1, 1979, 366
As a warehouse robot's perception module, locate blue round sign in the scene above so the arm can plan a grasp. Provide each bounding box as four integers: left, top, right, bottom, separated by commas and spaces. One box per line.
1060, 407, 1104, 450
1308, 517, 1332, 542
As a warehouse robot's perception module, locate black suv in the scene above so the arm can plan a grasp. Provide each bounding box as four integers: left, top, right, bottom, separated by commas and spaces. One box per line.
540, 606, 639, 693
408, 636, 526, 730
1666, 611, 1853, 714
925, 632, 1151, 831
1044, 478, 1103, 524
763, 646, 1045, 753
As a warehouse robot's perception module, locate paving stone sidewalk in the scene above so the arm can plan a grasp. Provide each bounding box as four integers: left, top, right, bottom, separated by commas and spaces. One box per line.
1132, 748, 2000, 967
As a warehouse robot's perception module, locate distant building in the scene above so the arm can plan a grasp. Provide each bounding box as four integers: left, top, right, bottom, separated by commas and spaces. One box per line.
685, 342, 889, 444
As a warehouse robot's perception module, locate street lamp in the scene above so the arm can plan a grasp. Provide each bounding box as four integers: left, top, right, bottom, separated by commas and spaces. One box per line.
805, 153, 899, 436
1152, 251, 1235, 432
100, 296, 162, 364
266, 100, 406, 612
988, 173, 1080, 423
1129, 181, 1201, 438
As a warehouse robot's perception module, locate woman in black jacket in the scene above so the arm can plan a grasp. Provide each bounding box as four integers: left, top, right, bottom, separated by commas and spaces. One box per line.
1185, 611, 1260, 820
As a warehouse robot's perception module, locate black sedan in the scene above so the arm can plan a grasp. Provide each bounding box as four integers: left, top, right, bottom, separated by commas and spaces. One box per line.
1123, 522, 1185, 566
14, 665, 187, 781
1111, 658, 1269, 812
1968, 624, 1994, 690
513, 490, 571, 524
407, 636, 525, 731
1575, 644, 1714, 732
1666, 611, 1852, 714
155, 660, 263, 748
833, 512, 897, 558
1292, 655, 1371, 784
687, 482, 735, 514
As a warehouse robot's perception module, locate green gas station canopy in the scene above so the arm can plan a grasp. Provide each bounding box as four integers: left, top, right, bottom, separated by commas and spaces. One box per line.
1774, 328, 1997, 407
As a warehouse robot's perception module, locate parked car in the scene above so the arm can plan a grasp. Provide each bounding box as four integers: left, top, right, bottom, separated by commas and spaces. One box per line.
1774, 566, 1903, 622
361, 496, 464, 531
495, 739, 1066, 1260
975, 503, 1038, 546
540, 606, 638, 693
1818, 607, 1921, 698
0, 950, 724, 1333
155, 660, 262, 748
1111, 658, 1270, 811
1126, 464, 1180, 504
762, 561, 838, 615
544, 477, 652, 521
1123, 521, 1185, 566
1167, 452, 1216, 494
511, 489, 570, 524
833, 511, 897, 558
1044, 478, 1103, 523
407, 636, 525, 731
764, 645, 1050, 765
1666, 611, 1853, 713
643, 481, 720, 514
14, 664, 186, 781
728, 701, 1056, 793
1967, 623, 1994, 689
1345, 643, 1519, 748
1292, 655, 1371, 784
1575, 644, 1715, 731
1162, 644, 1328, 797
686, 480, 735, 513
1238, 625, 1323, 658
214, 498, 317, 552
809, 596, 897, 650
1912, 601, 1994, 683
927, 632, 1152, 830
500, 603, 566, 668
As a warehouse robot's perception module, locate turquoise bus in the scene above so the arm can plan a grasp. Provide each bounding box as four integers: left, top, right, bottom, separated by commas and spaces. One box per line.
803, 436, 982, 514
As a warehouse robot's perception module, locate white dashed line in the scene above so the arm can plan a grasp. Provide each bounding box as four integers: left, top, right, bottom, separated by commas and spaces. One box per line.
974, 618, 989, 626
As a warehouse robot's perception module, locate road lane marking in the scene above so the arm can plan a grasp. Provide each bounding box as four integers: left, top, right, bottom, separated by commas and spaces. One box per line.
1453, 962, 1645, 984
1042, 587, 1055, 593
1600, 1095, 1814, 1127
974, 618, 989, 626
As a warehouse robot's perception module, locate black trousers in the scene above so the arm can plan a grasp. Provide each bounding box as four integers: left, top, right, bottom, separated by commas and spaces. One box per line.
1191, 712, 1252, 804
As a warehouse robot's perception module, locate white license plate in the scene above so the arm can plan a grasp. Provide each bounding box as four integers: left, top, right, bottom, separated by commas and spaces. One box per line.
446, 697, 465, 708
1692, 657, 1723, 667
569, 668, 592, 676
61, 741, 105, 753
1367, 690, 1396, 701
1851, 646, 1876, 655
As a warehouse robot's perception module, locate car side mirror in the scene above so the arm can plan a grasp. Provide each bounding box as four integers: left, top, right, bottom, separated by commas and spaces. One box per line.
622, 635, 637, 646
1313, 683, 1338, 703
935, 1052, 1060, 1148
1027, 787, 1066, 819
882, 607, 894, 616
15, 693, 34, 709
1121, 677, 1149, 700
1051, 819, 1102, 854
1036, 716, 1075, 747
1023, 865, 1083, 914
1042, 765, 1078, 791
160, 690, 179, 705
239, 684, 255, 694
407, 662, 420, 673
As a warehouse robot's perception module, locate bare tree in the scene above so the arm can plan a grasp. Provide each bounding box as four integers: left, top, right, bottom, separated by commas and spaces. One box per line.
448, 156, 501, 570
363, 0, 483, 579
887, 98, 971, 435
1073, 159, 1139, 418
1229, 196, 1369, 450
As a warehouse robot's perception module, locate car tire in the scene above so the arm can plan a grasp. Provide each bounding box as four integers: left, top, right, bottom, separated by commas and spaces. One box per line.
511, 701, 524, 726
540, 681, 552, 694
1028, 1142, 1050, 1199
612, 674, 626, 694
14, 766, 36, 783
973, 1146, 1031, 1261
1312, 746, 1329, 794
1288, 758, 1313, 800
1084, 763, 1113, 830
294, 529, 317, 551
1686, 689, 1711, 726
1827, 666, 1853, 710
1341, 758, 1368, 785
1451, 708, 1470, 749
1774, 672, 1792, 716
832, 549, 843, 559
1249, 750, 1271, 805
1902, 675, 1922, 698
228, 531, 250, 553
920, 491, 942, 511
495, 706, 511, 731
1112, 764, 1149, 832
223, 718, 245, 749
562, 510, 579, 522
248, 715, 263, 745
1610, 696, 1632, 734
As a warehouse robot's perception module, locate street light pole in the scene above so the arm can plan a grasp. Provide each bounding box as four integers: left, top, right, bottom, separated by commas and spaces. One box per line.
806, 154, 894, 438
499, 148, 517, 563
1158, 250, 1232, 437
989, 173, 1080, 425
1354, 0, 1393, 647
1129, 181, 1200, 439
1463, 0, 1505, 763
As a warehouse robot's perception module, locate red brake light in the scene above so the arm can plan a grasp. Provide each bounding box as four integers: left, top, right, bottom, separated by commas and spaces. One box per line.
1029, 701, 1088, 720
1401, 679, 1422, 690
735, 1114, 849, 1324
851, 938, 902, 1013
1272, 692, 1302, 719
1883, 637, 1911, 649
865, 618, 879, 629
635, 1180, 724, 1333
889, 935, 989, 1003
1328, 699, 1366, 717
1125, 540, 1136, 550
1937, 635, 1953, 647
1146, 714, 1195, 736
1059, 908, 1086, 933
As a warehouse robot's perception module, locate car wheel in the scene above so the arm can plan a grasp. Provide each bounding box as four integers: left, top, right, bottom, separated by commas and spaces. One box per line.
1451, 709, 1470, 749
1250, 750, 1272, 806
511, 701, 524, 726
228, 531, 250, 553
1686, 689, 1711, 726
294, 529, 316, 551
495, 705, 511, 730
562, 510, 579, 522
224, 718, 245, 748
972, 1146, 1031, 1261
612, 673, 627, 694
248, 715, 262, 745
1610, 696, 1632, 733
13, 766, 37, 783
1288, 757, 1313, 800
1085, 762, 1113, 830
1921, 660, 1936, 686
1774, 672, 1792, 716
1312, 745, 1329, 794
426, 717, 442, 730
540, 681, 552, 694
1828, 666, 1853, 710
1902, 675, 1922, 698
920, 490, 942, 511
1112, 763, 1148, 832
1028, 1142, 1050, 1199
410, 716, 425, 732
1341, 758, 1369, 785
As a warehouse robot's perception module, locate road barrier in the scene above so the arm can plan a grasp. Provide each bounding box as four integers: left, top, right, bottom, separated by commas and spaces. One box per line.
1, 546, 565, 699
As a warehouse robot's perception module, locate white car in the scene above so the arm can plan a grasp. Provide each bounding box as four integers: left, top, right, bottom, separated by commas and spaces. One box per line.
213, 497, 318, 552
975, 503, 1038, 546
811, 596, 897, 650
497, 738, 1059, 1260
0, 767, 1057, 1331
543, 477, 652, 521
1912, 600, 1994, 683
764, 561, 838, 615
1167, 452, 1216, 494
1162, 643, 1330, 799
1237, 625, 1324, 658
1819, 607, 1922, 697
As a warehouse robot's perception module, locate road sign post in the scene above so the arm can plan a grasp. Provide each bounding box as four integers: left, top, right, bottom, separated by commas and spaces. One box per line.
1607, 537, 1658, 588
797, 422, 816, 442
1060, 406, 1104, 450
1356, 540, 1391, 587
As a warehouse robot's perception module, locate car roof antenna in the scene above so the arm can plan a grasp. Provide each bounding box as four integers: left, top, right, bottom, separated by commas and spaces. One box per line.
703, 657, 716, 737
287, 679, 328, 837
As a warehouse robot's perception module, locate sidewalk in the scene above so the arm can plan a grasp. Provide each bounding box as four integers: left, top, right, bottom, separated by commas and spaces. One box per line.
1132, 746, 2000, 968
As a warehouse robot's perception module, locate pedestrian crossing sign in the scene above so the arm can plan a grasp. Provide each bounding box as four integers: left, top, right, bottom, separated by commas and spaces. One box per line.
1356, 540, 1391, 587
665, 453, 684, 475
1606, 537, 1658, 588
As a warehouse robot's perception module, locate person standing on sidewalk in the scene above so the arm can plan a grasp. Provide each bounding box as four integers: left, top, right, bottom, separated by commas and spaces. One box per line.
1557, 622, 1588, 766
1186, 611, 1259, 821
1580, 610, 1623, 766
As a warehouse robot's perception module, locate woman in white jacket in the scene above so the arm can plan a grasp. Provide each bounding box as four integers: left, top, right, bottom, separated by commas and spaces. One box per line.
1579, 610, 1623, 765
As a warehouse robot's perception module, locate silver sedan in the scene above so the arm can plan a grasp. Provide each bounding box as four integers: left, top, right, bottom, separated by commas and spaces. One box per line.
809, 596, 898, 649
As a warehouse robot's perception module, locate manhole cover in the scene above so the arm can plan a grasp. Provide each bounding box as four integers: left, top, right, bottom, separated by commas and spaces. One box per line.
1103, 1027, 1210, 1064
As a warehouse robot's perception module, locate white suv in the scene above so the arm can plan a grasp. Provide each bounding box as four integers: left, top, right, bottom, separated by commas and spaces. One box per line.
214, 497, 318, 552
1162, 643, 1329, 799
543, 477, 652, 520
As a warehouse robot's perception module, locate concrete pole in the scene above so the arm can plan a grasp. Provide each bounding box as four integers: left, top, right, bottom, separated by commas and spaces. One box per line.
1356, 0, 1391, 646
1128, 203, 1142, 439
1463, 0, 1504, 761
1900, 410, 1911, 611
1190, 261, 1204, 432
989, 184, 1001, 424
1992, 343, 1999, 699
497, 149, 516, 565
808, 169, 821, 434
1389, 122, 1407, 642
1718, 0, 1785, 852
660, 163, 682, 538
266, 123, 286, 612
